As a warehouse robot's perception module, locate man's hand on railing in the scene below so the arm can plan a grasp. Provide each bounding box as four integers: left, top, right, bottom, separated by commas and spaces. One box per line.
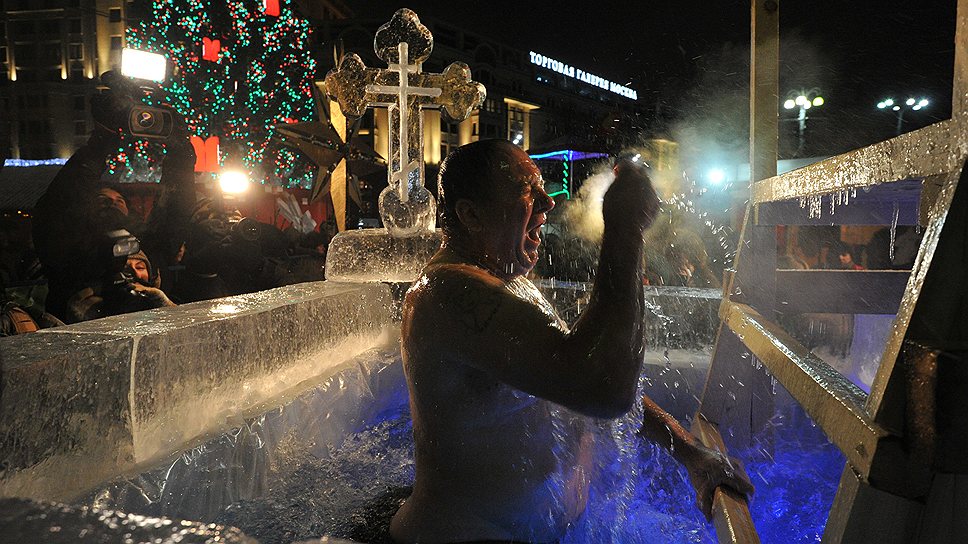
682, 444, 755, 519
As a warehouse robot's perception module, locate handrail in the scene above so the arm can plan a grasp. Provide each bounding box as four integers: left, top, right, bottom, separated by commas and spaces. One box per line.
692, 416, 761, 544
717, 301, 888, 478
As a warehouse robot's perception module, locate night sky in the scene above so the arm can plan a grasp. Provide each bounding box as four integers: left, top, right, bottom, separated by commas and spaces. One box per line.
354, 1, 956, 160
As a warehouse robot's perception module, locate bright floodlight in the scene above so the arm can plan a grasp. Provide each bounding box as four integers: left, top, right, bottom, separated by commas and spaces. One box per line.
877, 101, 886, 109
803, 101, 812, 110
893, 105, 901, 111
120, 48, 167, 82
884, 98, 895, 106
783, 99, 796, 109
913, 105, 922, 111
919, 99, 929, 107
795, 95, 808, 106
905, 98, 916, 106
708, 168, 726, 185
219, 170, 250, 194
812, 96, 824, 107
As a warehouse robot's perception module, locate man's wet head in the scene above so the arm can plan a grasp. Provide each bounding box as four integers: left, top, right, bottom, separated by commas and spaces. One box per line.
438, 139, 555, 278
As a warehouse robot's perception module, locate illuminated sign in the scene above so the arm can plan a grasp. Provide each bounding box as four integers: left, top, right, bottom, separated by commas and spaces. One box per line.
529, 51, 637, 100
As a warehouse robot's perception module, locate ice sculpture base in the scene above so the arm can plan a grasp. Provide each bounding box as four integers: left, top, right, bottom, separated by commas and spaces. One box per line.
0, 282, 396, 503
325, 228, 443, 283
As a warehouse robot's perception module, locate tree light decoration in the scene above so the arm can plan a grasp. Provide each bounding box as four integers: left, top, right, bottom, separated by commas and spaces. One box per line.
109, 0, 317, 184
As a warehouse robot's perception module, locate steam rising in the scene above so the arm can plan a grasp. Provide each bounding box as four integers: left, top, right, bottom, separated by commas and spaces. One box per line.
559, 163, 615, 242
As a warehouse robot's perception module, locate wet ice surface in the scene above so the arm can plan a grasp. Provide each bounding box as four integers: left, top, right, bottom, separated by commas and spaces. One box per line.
0, 497, 258, 543
214, 352, 843, 544
324, 229, 442, 282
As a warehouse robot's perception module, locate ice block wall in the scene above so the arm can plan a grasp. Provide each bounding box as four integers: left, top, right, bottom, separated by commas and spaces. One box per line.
0, 281, 396, 503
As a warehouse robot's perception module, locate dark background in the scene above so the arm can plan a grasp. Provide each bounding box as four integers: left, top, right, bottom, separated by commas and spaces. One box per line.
356, 1, 955, 160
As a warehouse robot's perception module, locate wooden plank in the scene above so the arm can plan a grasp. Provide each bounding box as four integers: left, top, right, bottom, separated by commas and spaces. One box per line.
752, 121, 966, 204
775, 270, 910, 315
696, 324, 757, 449
719, 301, 887, 476
868, 170, 965, 429
822, 466, 921, 544
692, 416, 761, 544
748, 0, 779, 189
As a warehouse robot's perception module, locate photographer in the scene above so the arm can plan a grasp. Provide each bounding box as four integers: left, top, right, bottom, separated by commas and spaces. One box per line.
174, 198, 291, 302
32, 71, 193, 323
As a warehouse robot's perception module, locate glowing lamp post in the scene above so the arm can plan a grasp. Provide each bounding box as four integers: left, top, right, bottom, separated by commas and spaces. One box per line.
782, 89, 824, 157
877, 97, 930, 136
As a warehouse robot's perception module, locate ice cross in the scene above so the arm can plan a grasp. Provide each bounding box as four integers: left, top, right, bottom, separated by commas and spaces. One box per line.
367, 41, 441, 201
323, 8, 486, 203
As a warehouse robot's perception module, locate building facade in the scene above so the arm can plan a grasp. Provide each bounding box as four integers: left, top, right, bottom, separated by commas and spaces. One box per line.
314, 15, 648, 167
1, 0, 137, 160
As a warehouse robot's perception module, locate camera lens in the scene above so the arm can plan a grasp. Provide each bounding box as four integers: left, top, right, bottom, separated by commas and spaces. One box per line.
137, 110, 156, 128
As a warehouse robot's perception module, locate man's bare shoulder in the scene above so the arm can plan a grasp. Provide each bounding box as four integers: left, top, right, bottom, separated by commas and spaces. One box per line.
405, 263, 509, 334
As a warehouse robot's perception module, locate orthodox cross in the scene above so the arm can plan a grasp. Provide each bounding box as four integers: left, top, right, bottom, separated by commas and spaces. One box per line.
323, 8, 486, 203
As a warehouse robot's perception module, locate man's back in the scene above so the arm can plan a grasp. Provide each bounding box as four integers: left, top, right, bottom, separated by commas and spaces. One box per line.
392, 262, 592, 543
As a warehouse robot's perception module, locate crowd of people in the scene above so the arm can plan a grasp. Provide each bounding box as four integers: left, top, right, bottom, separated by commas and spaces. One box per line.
0, 72, 330, 335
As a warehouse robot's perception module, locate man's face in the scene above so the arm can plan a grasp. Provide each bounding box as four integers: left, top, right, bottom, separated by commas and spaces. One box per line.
96, 188, 129, 216
473, 146, 555, 276
838, 252, 852, 266
126, 258, 150, 284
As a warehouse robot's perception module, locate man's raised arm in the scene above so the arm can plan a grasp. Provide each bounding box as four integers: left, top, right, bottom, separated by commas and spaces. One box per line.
412, 161, 658, 419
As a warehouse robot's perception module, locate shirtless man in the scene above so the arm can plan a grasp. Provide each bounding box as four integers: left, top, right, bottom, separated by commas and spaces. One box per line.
391, 140, 753, 543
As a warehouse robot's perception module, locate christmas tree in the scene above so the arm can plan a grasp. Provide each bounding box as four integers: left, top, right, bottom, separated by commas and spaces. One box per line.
109, 0, 318, 186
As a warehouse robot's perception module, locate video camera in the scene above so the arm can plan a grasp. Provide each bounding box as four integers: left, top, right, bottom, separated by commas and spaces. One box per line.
98, 68, 174, 141
100, 228, 141, 287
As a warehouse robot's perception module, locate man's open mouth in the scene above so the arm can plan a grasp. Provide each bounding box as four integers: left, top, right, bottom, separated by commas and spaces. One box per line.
526, 224, 542, 246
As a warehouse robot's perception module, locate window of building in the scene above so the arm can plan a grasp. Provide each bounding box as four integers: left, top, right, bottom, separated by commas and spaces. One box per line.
69, 43, 83, 60
109, 8, 122, 23
39, 44, 61, 64
40, 20, 59, 35
69, 18, 82, 34
110, 36, 123, 50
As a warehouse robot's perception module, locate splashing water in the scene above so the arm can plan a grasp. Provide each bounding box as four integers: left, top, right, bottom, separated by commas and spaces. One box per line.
213, 353, 843, 544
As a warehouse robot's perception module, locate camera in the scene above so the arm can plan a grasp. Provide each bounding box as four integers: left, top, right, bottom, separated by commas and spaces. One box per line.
230, 217, 261, 242
98, 69, 174, 141
128, 106, 174, 140
100, 229, 141, 287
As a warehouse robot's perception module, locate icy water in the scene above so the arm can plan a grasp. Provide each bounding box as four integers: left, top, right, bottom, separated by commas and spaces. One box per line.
215, 361, 843, 544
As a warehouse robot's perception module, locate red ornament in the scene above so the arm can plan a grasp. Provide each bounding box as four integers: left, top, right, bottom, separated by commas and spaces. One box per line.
263, 0, 280, 17
202, 37, 221, 62
190, 136, 220, 172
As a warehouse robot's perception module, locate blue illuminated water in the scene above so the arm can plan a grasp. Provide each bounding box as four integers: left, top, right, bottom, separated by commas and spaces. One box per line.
218, 369, 843, 544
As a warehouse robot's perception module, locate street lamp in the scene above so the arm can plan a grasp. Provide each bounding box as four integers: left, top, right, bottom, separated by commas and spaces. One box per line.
783, 88, 825, 156
877, 96, 929, 136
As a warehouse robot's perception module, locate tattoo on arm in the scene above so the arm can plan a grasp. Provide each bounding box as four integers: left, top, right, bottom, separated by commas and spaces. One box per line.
455, 288, 504, 332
